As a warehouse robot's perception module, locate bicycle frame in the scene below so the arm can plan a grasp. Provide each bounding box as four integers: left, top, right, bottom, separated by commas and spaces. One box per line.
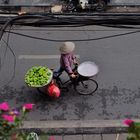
54, 73, 98, 95
52, 63, 98, 95
53, 74, 75, 90
54, 73, 90, 89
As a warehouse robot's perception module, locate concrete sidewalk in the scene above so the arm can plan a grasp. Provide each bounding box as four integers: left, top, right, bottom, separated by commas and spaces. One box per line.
21, 6, 140, 13
107, 6, 140, 12
20, 120, 136, 140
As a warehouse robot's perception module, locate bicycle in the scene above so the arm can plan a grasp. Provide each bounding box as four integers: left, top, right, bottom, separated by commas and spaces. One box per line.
53, 61, 99, 95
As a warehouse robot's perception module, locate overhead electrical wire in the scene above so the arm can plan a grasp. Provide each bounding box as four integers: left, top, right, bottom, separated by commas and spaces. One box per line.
0, 15, 47, 86
0, 25, 12, 71
0, 25, 15, 87
4, 29, 140, 42
6, 28, 140, 31
0, 15, 46, 41
0, 23, 17, 88
0, 38, 16, 87
2, 13, 140, 28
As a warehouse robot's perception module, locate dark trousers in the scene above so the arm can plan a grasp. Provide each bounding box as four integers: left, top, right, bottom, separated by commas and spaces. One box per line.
53, 67, 69, 78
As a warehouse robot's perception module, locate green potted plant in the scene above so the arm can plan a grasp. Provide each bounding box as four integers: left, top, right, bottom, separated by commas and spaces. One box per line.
0, 102, 34, 140
124, 119, 140, 140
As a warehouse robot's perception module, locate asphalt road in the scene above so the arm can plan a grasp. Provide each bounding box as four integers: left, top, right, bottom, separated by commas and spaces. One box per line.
0, 25, 140, 121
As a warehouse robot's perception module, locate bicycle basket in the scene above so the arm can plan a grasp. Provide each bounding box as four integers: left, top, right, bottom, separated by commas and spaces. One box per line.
25, 66, 53, 88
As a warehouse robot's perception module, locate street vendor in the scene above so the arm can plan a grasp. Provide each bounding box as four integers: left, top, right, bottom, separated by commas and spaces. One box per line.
54, 41, 77, 78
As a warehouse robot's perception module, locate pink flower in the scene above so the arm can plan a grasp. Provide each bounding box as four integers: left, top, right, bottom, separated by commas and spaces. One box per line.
12, 110, 19, 116
2, 114, 14, 122
9, 110, 19, 116
23, 103, 34, 111
49, 136, 55, 140
124, 119, 134, 126
0, 102, 10, 111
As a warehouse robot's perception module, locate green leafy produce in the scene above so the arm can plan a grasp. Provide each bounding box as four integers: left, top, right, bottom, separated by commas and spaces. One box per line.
25, 66, 53, 87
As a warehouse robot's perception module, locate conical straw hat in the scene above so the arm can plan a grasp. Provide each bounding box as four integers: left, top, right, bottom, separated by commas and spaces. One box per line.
59, 42, 75, 54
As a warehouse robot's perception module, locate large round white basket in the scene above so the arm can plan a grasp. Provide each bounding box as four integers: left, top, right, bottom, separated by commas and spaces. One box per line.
77, 61, 99, 77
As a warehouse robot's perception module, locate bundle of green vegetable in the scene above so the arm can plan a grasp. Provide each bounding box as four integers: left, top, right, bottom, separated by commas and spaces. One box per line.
25, 66, 53, 87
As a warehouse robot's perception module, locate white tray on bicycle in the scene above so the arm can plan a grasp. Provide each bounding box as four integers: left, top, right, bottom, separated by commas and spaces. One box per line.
77, 61, 99, 77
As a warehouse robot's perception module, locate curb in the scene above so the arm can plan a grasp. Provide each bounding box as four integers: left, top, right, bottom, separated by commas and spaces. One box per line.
19, 120, 140, 135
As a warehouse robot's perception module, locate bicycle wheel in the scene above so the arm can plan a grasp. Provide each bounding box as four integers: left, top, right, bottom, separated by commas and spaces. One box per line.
75, 79, 98, 95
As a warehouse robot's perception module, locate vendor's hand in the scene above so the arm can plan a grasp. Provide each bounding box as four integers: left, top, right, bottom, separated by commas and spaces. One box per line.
70, 73, 76, 78
74, 63, 78, 67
